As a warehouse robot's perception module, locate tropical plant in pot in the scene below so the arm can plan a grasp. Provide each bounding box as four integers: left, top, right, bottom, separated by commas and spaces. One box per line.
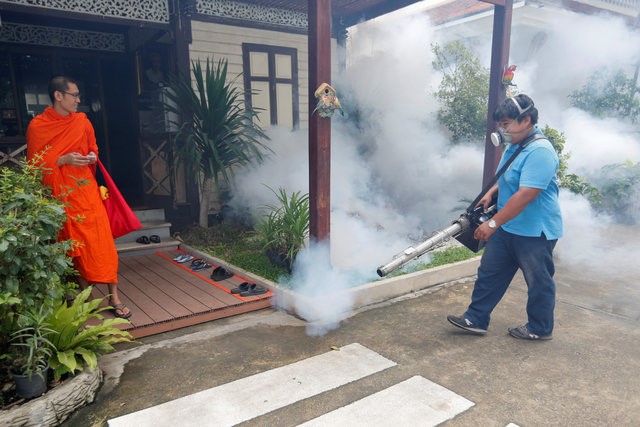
9, 308, 55, 399
256, 187, 310, 272
46, 286, 133, 380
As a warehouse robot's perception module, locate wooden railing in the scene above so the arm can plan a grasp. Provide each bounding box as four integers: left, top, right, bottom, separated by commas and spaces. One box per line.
0, 139, 27, 167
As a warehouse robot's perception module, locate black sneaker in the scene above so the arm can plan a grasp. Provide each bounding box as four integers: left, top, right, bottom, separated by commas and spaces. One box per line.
508, 324, 552, 340
447, 315, 487, 335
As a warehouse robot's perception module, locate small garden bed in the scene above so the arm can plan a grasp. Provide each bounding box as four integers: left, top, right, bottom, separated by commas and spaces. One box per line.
179, 221, 480, 286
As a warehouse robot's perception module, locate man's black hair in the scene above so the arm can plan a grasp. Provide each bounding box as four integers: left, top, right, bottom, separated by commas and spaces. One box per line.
48, 75, 77, 103
493, 93, 538, 125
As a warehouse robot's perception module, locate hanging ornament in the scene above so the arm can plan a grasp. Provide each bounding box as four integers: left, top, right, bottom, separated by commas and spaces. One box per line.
312, 83, 344, 118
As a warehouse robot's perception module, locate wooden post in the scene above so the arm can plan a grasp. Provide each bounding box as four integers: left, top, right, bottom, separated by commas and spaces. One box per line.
482, 0, 513, 187
308, 0, 332, 243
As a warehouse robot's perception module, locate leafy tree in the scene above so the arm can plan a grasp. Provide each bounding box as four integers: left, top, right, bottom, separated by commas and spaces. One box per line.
432, 41, 490, 143
592, 161, 640, 224
163, 58, 271, 227
569, 67, 640, 122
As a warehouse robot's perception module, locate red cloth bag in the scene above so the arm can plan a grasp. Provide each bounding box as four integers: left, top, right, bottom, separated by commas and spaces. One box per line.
97, 159, 142, 238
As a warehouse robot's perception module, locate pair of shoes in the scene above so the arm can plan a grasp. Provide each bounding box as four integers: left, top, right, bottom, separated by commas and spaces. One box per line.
190, 259, 212, 272
173, 254, 194, 263
110, 303, 132, 319
508, 324, 552, 341
232, 282, 268, 297
231, 282, 251, 294
211, 266, 233, 281
136, 235, 161, 244
447, 315, 487, 335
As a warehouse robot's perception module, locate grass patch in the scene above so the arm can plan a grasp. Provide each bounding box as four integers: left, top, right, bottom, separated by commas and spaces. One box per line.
380, 245, 481, 279
180, 222, 480, 284
180, 223, 290, 283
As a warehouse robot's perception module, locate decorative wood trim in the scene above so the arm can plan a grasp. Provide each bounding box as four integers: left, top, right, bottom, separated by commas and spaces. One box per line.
0, 22, 125, 52
195, 0, 307, 32
3, 0, 170, 24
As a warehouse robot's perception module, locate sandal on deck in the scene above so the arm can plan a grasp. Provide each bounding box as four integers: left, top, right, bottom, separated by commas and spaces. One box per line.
110, 303, 132, 319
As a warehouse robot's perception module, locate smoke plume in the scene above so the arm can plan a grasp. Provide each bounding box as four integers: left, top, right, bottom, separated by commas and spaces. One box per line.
229, 7, 640, 333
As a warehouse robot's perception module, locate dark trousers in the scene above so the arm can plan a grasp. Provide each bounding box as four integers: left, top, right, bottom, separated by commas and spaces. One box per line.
464, 228, 558, 335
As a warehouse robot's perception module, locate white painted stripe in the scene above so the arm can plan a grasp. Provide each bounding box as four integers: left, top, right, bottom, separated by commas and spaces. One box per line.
298, 376, 474, 427
108, 343, 396, 427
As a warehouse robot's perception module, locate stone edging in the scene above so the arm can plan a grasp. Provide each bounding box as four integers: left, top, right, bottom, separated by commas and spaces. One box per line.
180, 243, 480, 322
0, 368, 102, 427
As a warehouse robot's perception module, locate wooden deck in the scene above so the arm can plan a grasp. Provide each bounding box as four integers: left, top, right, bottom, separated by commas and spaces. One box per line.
91, 249, 273, 339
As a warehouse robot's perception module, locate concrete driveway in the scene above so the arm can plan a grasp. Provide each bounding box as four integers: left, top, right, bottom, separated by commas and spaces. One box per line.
62, 250, 640, 427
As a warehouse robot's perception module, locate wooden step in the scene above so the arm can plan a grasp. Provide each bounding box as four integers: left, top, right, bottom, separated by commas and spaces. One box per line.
116, 238, 181, 258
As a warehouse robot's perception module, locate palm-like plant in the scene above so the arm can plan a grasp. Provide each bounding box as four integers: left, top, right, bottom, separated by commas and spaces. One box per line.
163, 58, 271, 226
256, 187, 310, 271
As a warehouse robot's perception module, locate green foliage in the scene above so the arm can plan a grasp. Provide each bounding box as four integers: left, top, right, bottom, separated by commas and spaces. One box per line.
46, 287, 133, 379
569, 67, 640, 122
0, 161, 76, 346
592, 161, 640, 224
539, 125, 601, 201
180, 223, 289, 282
541, 125, 570, 181
256, 187, 310, 266
10, 308, 55, 380
163, 57, 271, 226
432, 41, 490, 143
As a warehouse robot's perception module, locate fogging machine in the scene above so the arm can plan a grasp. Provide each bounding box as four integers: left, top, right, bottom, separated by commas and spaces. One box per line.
376, 133, 544, 277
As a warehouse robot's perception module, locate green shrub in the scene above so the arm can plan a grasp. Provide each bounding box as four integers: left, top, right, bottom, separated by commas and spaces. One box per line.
0, 160, 76, 348
46, 287, 133, 379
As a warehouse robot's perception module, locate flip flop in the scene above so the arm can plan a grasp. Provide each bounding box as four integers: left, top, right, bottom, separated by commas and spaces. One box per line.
110, 303, 132, 319
231, 282, 251, 294
240, 284, 268, 297
192, 262, 212, 272
136, 236, 150, 244
176, 254, 194, 263
211, 266, 233, 281
150, 235, 161, 243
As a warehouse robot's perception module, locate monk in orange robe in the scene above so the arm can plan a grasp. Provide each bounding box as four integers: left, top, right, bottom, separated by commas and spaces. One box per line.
26, 75, 131, 318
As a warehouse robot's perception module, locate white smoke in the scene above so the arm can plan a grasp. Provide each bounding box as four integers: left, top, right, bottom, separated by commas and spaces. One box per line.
509, 11, 640, 263
229, 6, 640, 333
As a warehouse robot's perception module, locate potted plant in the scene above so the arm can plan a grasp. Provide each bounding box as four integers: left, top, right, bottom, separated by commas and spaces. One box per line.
9, 308, 55, 399
256, 187, 310, 272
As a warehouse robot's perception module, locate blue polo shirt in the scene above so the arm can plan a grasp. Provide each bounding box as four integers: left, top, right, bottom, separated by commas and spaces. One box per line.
496, 129, 563, 240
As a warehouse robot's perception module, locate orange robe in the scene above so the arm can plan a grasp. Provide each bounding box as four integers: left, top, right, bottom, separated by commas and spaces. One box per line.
26, 107, 118, 284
